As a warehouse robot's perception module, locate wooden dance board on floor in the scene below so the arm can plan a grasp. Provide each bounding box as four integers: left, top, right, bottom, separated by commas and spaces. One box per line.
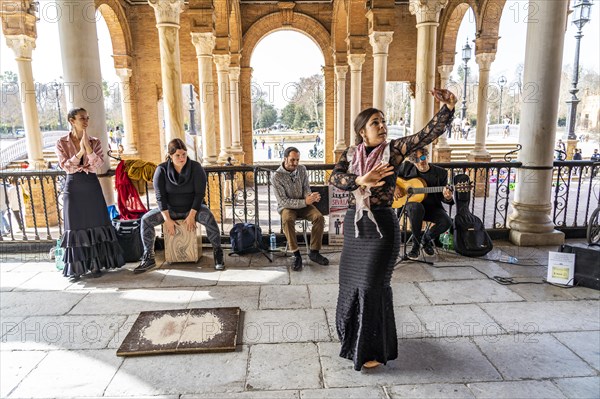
117, 307, 240, 357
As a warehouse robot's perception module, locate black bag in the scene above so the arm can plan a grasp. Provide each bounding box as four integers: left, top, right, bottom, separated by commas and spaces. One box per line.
112, 218, 144, 262
452, 174, 493, 257
229, 223, 263, 255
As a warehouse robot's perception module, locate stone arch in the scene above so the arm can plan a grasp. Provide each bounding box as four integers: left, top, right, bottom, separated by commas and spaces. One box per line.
95, 0, 133, 68
438, 2, 476, 66
229, 0, 242, 56
478, 0, 507, 39
332, 0, 349, 58
241, 13, 333, 68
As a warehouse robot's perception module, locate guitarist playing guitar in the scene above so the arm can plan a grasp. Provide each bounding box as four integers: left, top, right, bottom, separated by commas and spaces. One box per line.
395, 147, 453, 259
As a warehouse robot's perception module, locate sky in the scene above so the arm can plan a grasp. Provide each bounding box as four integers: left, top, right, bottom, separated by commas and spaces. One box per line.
0, 0, 598, 110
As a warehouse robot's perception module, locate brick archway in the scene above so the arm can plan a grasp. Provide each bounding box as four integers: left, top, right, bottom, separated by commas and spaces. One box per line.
240, 13, 335, 163
95, 0, 133, 68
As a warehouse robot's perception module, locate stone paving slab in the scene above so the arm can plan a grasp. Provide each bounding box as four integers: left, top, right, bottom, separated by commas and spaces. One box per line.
496, 263, 549, 278
217, 266, 289, 285
67, 288, 195, 315
391, 263, 433, 283
424, 262, 512, 280
473, 334, 597, 380
260, 284, 310, 309
0, 315, 128, 351
156, 268, 219, 288
0, 291, 87, 317
104, 347, 249, 396
0, 350, 47, 398
479, 300, 600, 333
65, 268, 167, 290
106, 314, 139, 350
13, 271, 76, 291
10, 349, 123, 398
301, 386, 386, 398
411, 304, 504, 337
391, 282, 430, 307
552, 376, 600, 399
308, 283, 338, 309
241, 309, 330, 344
467, 380, 567, 399
246, 343, 322, 390
506, 282, 578, 302
182, 391, 299, 399
318, 338, 501, 387
290, 264, 339, 285
388, 383, 475, 398
0, 316, 26, 339
394, 307, 429, 340
552, 331, 600, 371
417, 280, 525, 305
9, 261, 58, 273
0, 270, 38, 291
566, 286, 600, 300
189, 285, 260, 311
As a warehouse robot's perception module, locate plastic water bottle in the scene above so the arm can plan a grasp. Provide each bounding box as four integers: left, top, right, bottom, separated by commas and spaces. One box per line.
269, 233, 276, 251
500, 255, 518, 264
441, 231, 453, 250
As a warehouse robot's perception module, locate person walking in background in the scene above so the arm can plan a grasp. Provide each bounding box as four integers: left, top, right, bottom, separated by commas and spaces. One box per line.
253, 138, 257, 149
55, 108, 125, 281
329, 88, 457, 371
267, 145, 272, 160
114, 126, 123, 152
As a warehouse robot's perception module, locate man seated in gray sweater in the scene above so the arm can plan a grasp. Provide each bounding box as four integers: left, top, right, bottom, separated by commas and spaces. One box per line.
272, 147, 329, 271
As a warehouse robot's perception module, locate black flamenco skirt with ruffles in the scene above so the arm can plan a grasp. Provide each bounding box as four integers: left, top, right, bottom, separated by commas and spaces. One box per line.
60, 172, 125, 277
336, 207, 400, 371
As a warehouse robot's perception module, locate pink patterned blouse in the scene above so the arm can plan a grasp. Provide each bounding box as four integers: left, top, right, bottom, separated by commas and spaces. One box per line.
55, 133, 104, 174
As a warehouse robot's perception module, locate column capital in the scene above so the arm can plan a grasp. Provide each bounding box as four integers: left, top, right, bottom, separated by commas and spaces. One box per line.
369, 31, 394, 54
348, 54, 366, 71
148, 0, 184, 26
191, 32, 215, 56
335, 65, 348, 79
409, 0, 448, 24
214, 54, 230, 71
5, 34, 35, 60
116, 67, 132, 80
0, 1, 37, 37
228, 66, 240, 82
437, 64, 453, 82
475, 52, 496, 71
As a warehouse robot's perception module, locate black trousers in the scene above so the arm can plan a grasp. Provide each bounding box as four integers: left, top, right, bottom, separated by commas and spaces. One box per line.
399, 203, 452, 243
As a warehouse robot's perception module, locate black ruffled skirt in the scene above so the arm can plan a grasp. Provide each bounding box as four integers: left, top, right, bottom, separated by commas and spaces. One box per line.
60, 172, 124, 277
336, 207, 400, 371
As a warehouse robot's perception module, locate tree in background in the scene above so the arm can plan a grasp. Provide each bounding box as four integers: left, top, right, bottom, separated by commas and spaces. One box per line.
289, 74, 323, 130
0, 71, 21, 134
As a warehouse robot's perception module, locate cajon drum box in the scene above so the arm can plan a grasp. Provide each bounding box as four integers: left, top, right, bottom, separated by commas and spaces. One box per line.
165, 220, 202, 263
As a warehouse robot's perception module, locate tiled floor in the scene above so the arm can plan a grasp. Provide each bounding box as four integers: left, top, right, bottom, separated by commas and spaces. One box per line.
1, 241, 598, 398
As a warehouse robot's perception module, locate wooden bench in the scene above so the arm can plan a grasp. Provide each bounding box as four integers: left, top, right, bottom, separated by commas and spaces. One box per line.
164, 220, 203, 263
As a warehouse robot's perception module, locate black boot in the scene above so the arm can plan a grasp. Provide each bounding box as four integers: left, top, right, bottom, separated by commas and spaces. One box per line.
292, 250, 303, 271
309, 250, 329, 265
134, 252, 156, 274
214, 247, 225, 270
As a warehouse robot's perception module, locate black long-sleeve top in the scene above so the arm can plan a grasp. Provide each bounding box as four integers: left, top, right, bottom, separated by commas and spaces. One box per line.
153, 158, 206, 213
329, 105, 454, 208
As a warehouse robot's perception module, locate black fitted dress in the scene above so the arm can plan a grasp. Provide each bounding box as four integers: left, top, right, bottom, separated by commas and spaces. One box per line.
329, 105, 454, 370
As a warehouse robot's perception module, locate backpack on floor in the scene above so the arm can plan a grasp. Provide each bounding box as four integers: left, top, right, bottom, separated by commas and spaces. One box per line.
112, 218, 144, 262
229, 223, 264, 255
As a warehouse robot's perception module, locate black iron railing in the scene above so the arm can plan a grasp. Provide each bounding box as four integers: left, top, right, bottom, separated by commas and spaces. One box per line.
1, 161, 598, 244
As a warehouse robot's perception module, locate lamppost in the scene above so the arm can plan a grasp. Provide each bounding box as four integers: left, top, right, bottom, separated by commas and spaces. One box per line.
461, 38, 472, 120
52, 80, 63, 130
498, 75, 507, 124
188, 84, 196, 135
566, 0, 593, 140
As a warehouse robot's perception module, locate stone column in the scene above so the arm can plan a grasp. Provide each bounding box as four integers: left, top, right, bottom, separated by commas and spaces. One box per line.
149, 0, 185, 145
348, 54, 365, 145
57, 0, 112, 202
229, 66, 243, 156
409, 0, 448, 132
5, 35, 43, 168
508, 0, 569, 246
191, 32, 218, 165
115, 68, 137, 155
469, 53, 494, 159
435, 64, 453, 162
334, 65, 348, 156
214, 54, 232, 162
369, 32, 394, 110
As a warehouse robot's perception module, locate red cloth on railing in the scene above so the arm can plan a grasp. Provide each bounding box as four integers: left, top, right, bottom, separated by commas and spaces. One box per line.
115, 160, 148, 220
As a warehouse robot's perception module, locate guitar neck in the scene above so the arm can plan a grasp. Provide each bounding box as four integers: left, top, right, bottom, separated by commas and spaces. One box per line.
409, 186, 446, 195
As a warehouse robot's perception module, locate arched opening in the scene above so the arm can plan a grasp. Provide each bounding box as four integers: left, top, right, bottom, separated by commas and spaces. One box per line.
249, 30, 325, 164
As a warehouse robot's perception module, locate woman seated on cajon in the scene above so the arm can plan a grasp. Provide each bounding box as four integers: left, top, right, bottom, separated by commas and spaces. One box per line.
135, 138, 224, 273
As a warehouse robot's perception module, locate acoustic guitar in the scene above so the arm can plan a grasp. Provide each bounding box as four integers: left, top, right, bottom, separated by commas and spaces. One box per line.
391, 177, 471, 208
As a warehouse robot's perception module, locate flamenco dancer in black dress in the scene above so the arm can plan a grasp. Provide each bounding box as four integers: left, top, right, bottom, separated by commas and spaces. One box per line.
55, 108, 125, 280
329, 88, 457, 371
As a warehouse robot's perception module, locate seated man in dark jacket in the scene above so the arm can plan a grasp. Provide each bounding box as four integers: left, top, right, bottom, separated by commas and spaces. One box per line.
396, 147, 453, 259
